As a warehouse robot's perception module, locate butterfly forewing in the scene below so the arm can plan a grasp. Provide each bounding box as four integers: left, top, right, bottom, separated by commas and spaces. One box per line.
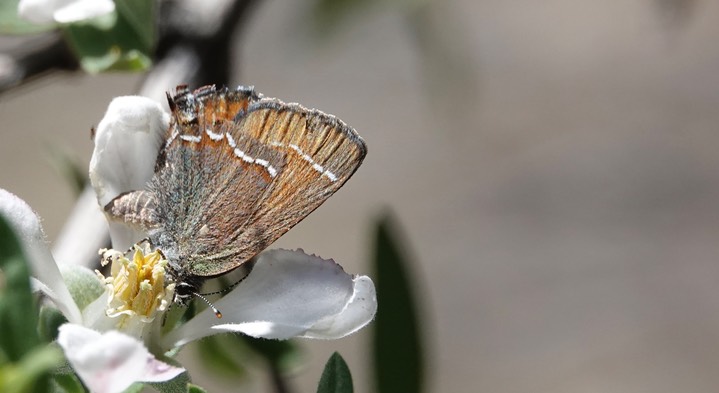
151, 127, 285, 269
185, 98, 366, 277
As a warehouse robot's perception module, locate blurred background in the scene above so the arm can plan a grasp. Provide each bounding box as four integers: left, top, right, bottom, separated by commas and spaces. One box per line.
4, 0, 719, 392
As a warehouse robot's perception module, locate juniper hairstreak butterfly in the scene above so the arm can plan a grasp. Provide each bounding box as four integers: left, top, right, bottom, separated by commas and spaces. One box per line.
104, 85, 367, 304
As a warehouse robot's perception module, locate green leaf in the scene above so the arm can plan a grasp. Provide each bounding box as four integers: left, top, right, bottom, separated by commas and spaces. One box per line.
0, 346, 62, 393
242, 335, 302, 374
195, 334, 247, 380
114, 0, 155, 52
0, 216, 61, 393
57, 265, 104, 312
195, 333, 303, 381
147, 359, 189, 393
0, 0, 55, 35
0, 215, 41, 362
61, 0, 155, 74
316, 352, 353, 393
308, 0, 376, 38
120, 383, 144, 393
51, 372, 84, 393
38, 306, 67, 342
187, 384, 208, 393
48, 354, 74, 376
372, 214, 425, 393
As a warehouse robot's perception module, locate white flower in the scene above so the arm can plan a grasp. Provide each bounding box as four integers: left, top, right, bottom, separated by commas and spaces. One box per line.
57, 324, 183, 393
164, 248, 377, 347
0, 189, 183, 393
18, 0, 115, 25
89, 95, 377, 347
89, 96, 169, 251
0, 188, 375, 392
0, 93, 377, 393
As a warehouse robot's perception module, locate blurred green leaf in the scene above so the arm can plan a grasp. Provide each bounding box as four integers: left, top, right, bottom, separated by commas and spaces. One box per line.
372, 214, 425, 393
0, 0, 55, 34
187, 384, 208, 393
147, 367, 190, 393
50, 372, 84, 393
120, 383, 144, 393
308, 0, 425, 38
0, 345, 62, 393
114, 0, 155, 52
309, 0, 374, 36
0, 215, 60, 393
196, 334, 302, 390
45, 144, 87, 196
405, 4, 479, 137
242, 335, 302, 374
38, 306, 67, 342
195, 334, 248, 380
0, 215, 41, 362
162, 298, 197, 339
316, 352, 353, 393
62, 0, 155, 73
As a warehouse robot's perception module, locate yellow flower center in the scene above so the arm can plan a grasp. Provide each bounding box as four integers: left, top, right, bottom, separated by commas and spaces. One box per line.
97, 245, 175, 331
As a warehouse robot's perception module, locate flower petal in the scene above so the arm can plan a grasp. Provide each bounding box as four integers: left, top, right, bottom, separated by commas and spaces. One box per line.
299, 274, 376, 339
0, 188, 82, 324
89, 96, 169, 250
53, 0, 115, 24
57, 324, 184, 393
164, 249, 375, 347
17, 0, 70, 24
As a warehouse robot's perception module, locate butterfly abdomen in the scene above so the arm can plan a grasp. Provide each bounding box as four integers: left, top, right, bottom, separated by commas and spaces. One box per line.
104, 190, 159, 230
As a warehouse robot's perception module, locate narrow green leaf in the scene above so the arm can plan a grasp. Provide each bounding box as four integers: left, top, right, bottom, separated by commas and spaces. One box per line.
0, 215, 41, 362
316, 352, 353, 393
372, 214, 425, 393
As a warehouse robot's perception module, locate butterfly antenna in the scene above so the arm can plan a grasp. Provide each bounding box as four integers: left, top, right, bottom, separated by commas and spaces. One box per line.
199, 270, 250, 297
193, 291, 223, 319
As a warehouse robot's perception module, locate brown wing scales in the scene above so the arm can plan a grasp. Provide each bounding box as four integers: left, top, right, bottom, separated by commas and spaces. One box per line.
105, 85, 366, 278
187, 98, 366, 276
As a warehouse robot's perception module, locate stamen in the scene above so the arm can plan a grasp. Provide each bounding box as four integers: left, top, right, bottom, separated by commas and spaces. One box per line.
97, 245, 176, 330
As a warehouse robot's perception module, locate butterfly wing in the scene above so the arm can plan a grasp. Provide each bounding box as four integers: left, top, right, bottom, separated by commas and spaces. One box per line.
120, 85, 366, 277
190, 98, 366, 276
105, 86, 276, 264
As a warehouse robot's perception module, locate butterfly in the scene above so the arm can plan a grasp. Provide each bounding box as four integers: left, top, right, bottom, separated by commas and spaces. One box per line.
103, 85, 367, 303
